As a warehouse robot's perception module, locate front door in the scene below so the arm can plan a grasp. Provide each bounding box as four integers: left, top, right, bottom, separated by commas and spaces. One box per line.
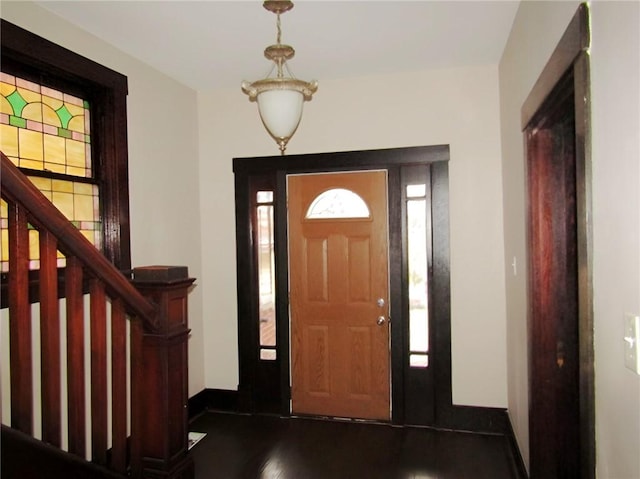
288, 171, 390, 420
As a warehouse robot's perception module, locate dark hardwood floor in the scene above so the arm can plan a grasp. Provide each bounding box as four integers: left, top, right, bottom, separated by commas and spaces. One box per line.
189, 412, 524, 479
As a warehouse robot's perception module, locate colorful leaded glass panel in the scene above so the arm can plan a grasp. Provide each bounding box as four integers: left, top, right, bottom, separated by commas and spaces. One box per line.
0, 200, 7, 272
0, 177, 101, 272
0, 72, 100, 272
0, 72, 92, 177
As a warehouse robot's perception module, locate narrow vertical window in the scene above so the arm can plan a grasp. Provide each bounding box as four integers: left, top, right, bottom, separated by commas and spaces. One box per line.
406, 184, 429, 368
256, 190, 276, 360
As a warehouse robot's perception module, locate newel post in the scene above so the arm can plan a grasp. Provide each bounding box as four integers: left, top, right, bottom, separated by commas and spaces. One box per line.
130, 266, 195, 479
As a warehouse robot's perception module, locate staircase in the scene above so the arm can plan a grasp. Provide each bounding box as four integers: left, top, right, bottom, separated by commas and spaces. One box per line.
1, 151, 194, 478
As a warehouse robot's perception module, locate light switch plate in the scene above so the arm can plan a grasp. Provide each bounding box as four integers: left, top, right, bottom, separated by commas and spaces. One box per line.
624, 314, 640, 374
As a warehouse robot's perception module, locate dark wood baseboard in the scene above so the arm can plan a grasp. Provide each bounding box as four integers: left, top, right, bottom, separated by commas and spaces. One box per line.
505, 414, 529, 479
188, 389, 239, 420
188, 389, 210, 420
435, 405, 510, 435
190, 391, 511, 434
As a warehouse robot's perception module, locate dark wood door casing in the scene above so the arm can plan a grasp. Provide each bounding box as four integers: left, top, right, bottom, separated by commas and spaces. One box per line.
0, 19, 131, 272
522, 4, 594, 477
233, 146, 450, 427
527, 82, 580, 476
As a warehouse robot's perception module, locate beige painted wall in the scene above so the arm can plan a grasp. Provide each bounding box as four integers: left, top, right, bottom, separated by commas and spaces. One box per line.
500, 0, 640, 475
198, 65, 509, 408
0, 2, 206, 398
498, 0, 582, 469
590, 2, 640, 476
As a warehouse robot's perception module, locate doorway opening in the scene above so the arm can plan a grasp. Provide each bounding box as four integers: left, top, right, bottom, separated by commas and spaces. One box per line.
522, 4, 595, 477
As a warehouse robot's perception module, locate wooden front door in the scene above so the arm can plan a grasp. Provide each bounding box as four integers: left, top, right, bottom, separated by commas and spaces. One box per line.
288, 171, 390, 420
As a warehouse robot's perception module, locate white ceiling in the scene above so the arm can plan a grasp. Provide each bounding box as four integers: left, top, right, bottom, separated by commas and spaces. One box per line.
35, 1, 520, 91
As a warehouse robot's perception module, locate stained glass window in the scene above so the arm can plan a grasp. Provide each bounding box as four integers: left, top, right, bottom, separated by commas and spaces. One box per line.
0, 201, 6, 272
1, 72, 92, 176
0, 71, 99, 272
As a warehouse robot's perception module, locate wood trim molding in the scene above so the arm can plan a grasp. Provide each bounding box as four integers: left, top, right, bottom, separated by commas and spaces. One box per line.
0, 20, 128, 91
188, 389, 240, 420
233, 145, 450, 175
522, 3, 594, 476
0, 19, 131, 271
436, 405, 510, 435
187, 390, 514, 435
573, 49, 595, 479
233, 146, 462, 430
505, 416, 529, 479
521, 3, 590, 129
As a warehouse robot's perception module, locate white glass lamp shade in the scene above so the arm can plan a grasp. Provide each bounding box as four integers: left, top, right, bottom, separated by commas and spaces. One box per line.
256, 89, 304, 142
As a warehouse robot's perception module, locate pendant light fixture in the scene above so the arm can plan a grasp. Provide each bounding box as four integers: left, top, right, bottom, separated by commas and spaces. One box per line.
242, 0, 318, 155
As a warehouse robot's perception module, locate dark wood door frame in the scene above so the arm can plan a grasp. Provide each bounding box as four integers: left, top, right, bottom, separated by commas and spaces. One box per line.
522, 4, 595, 478
233, 146, 510, 433
233, 146, 452, 427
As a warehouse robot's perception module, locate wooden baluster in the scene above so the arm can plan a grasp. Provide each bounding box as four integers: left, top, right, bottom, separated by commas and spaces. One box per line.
65, 256, 85, 457
8, 202, 32, 434
90, 278, 108, 465
129, 317, 143, 478
39, 229, 61, 447
130, 266, 195, 479
110, 298, 127, 474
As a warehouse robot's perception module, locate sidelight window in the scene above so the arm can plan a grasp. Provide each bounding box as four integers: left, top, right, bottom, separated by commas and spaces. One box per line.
256, 190, 277, 360
406, 183, 429, 368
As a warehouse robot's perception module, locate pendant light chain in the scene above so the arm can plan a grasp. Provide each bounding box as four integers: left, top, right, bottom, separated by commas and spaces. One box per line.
276, 12, 282, 45
275, 13, 284, 77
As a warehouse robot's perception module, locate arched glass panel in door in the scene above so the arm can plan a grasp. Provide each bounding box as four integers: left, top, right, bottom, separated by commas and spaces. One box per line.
305, 188, 370, 219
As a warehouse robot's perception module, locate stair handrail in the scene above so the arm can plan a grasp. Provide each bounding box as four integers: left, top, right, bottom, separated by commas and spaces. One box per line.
0, 151, 158, 330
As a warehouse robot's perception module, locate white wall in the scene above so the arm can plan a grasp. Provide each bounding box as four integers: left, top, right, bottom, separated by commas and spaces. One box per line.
591, 2, 640, 477
198, 65, 509, 408
499, 0, 640, 476
0, 2, 205, 398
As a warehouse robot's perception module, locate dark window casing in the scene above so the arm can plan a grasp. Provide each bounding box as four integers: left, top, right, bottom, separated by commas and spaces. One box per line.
1, 19, 131, 271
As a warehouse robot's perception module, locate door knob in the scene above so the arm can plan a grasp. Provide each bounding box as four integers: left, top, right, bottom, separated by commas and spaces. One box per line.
376, 316, 386, 326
